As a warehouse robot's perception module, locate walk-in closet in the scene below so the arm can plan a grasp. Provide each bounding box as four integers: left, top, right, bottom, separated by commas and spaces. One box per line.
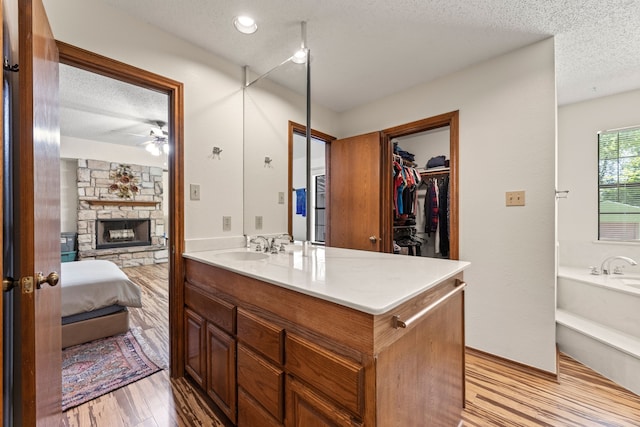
392, 126, 451, 259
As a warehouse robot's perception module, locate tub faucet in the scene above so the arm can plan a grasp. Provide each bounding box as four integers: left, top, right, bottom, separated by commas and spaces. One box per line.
600, 256, 638, 275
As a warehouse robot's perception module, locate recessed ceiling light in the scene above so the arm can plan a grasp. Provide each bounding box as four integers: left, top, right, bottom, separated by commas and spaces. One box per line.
233, 16, 257, 34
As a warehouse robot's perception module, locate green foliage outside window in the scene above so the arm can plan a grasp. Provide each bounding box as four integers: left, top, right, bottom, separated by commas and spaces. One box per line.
598, 128, 640, 240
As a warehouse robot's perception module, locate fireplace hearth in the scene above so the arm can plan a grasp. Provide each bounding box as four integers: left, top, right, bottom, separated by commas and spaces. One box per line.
96, 218, 151, 249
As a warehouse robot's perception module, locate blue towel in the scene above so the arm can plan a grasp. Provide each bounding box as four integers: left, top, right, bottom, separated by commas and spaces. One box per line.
296, 189, 306, 217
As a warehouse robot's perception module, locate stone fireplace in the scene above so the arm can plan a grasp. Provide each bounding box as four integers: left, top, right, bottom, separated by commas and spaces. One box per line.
76, 159, 167, 267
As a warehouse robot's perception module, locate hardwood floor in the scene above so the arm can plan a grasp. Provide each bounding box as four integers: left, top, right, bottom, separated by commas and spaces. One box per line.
61, 263, 226, 427
62, 263, 640, 426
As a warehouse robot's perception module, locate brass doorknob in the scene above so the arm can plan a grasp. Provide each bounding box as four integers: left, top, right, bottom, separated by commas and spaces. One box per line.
369, 236, 378, 243
36, 271, 59, 289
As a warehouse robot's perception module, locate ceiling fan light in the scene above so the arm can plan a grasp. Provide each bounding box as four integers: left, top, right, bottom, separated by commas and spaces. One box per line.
145, 143, 156, 153
163, 143, 169, 154
233, 16, 257, 34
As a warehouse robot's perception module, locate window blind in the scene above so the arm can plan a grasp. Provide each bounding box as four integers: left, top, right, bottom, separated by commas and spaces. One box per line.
598, 127, 640, 241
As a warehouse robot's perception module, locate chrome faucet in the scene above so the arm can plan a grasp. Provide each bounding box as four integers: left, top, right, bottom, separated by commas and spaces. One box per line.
600, 256, 637, 275
250, 236, 269, 252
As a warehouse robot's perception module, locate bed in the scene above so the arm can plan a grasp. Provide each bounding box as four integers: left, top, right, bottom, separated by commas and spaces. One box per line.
61, 260, 142, 348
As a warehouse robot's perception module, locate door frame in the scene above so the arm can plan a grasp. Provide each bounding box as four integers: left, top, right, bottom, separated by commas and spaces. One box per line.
287, 121, 335, 239
381, 111, 460, 259
55, 42, 186, 376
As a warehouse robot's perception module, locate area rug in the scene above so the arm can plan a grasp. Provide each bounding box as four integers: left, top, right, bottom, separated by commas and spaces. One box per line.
62, 327, 165, 411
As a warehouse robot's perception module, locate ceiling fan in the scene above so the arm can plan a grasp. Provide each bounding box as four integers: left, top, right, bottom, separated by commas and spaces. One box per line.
140, 121, 169, 156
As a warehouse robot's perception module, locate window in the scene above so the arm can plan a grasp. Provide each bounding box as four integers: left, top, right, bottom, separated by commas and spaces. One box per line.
598, 127, 640, 241
313, 175, 325, 243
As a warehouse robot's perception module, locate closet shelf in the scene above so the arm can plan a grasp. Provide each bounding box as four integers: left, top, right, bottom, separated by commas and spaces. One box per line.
419, 167, 450, 177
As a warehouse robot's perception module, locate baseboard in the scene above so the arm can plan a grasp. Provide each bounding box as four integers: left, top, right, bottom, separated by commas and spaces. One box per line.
466, 346, 559, 382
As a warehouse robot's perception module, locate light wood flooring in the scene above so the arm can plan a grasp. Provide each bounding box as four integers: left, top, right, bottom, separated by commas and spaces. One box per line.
62, 263, 640, 426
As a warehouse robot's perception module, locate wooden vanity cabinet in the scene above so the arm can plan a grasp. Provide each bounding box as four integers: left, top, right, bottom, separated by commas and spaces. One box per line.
236, 308, 285, 426
184, 308, 206, 387
184, 283, 237, 424
183, 258, 465, 426
286, 376, 362, 427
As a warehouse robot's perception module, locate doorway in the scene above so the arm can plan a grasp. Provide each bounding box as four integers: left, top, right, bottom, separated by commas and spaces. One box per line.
56, 42, 185, 376
287, 121, 335, 242
382, 111, 459, 259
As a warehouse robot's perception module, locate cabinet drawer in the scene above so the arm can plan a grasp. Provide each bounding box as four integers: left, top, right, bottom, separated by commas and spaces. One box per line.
237, 308, 284, 364
185, 283, 235, 334
286, 334, 363, 416
237, 344, 284, 422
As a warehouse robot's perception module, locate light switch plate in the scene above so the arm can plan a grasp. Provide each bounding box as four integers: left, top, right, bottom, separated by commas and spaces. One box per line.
278, 192, 285, 204
190, 184, 200, 201
506, 190, 525, 206
255, 216, 263, 230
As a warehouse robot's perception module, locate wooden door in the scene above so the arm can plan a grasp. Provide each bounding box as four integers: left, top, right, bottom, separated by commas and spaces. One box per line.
0, 0, 4, 421
326, 132, 385, 251
11, 0, 61, 425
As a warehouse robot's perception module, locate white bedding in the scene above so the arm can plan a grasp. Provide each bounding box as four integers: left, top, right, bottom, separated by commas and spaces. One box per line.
60, 260, 142, 318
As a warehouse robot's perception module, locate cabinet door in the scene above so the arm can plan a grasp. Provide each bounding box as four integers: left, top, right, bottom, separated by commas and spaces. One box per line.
327, 131, 385, 252
206, 323, 237, 423
184, 308, 206, 387
237, 344, 284, 422
286, 376, 362, 427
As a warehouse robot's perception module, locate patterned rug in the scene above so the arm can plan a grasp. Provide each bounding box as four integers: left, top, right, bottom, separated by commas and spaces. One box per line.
62, 328, 165, 411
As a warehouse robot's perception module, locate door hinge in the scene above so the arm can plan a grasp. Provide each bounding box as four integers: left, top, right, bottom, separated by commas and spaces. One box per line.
2, 276, 33, 293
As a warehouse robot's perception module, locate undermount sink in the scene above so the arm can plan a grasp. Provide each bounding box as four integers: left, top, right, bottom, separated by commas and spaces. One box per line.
213, 251, 269, 261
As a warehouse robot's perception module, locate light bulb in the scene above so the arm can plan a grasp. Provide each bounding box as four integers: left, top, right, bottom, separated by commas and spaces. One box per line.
233, 16, 257, 34
292, 48, 308, 64
163, 143, 169, 154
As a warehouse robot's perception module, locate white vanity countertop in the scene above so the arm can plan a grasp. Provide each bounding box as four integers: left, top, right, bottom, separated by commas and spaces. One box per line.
183, 246, 470, 315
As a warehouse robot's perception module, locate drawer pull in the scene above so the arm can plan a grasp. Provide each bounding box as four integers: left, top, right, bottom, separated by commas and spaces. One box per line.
392, 280, 466, 329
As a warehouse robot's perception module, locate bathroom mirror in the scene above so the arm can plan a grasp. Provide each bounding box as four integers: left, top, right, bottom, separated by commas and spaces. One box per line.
242, 57, 309, 237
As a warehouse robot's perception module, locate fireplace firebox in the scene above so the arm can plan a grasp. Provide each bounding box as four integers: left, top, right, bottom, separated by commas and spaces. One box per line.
96, 219, 151, 249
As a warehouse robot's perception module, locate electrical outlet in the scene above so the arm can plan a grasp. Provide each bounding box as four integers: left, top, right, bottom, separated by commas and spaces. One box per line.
255, 215, 263, 230
222, 216, 231, 231
506, 190, 525, 207
190, 184, 200, 201
278, 191, 285, 204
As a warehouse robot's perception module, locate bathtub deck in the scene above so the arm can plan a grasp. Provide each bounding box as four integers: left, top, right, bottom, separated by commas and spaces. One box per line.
557, 267, 640, 396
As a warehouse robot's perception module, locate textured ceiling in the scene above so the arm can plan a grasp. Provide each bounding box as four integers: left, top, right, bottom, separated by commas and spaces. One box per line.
101, 0, 640, 110
60, 0, 640, 145
60, 64, 169, 146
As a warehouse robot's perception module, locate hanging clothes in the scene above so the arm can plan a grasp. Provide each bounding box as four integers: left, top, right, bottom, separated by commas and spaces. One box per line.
425, 179, 439, 234
295, 188, 306, 217
438, 176, 450, 257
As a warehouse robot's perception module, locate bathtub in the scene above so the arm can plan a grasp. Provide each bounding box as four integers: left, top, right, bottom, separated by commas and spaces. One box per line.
557, 266, 640, 395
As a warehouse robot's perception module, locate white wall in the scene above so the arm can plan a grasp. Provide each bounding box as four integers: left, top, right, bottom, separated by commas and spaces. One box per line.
558, 88, 640, 270
45, 0, 245, 250
339, 39, 558, 373
395, 127, 450, 169
45, 0, 339, 251
61, 136, 167, 169
60, 158, 78, 233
